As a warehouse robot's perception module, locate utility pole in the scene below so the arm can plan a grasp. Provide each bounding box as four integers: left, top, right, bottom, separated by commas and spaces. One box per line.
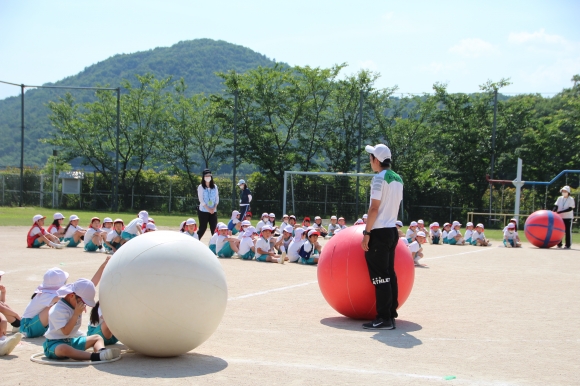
355, 90, 363, 219
232, 89, 238, 211
488, 88, 498, 223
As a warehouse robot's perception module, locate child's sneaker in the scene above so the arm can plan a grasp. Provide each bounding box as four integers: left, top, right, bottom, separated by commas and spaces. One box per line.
0, 333, 22, 356
99, 348, 121, 361
49, 242, 63, 249
60, 240, 70, 247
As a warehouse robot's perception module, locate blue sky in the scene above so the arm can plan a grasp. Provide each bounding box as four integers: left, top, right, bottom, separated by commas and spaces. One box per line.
1, 0, 579, 99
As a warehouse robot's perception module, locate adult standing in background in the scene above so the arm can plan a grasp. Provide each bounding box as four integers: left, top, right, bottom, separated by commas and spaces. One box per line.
361, 143, 403, 330
197, 169, 219, 240
553, 185, 575, 249
238, 179, 252, 221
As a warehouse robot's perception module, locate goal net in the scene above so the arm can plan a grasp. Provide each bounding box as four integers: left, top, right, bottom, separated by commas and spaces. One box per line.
283, 171, 375, 223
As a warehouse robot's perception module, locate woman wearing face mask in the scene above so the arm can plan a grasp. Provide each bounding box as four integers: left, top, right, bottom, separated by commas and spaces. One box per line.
197, 169, 220, 240
553, 185, 575, 249
237, 179, 252, 222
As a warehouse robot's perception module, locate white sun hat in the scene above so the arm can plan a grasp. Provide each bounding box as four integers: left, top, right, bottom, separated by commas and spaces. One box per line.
56, 278, 96, 307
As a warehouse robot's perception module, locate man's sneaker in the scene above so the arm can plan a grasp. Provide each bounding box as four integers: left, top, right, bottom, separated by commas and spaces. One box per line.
391, 318, 396, 329
0, 333, 22, 356
362, 318, 394, 330
564, 246, 571, 249
99, 348, 121, 361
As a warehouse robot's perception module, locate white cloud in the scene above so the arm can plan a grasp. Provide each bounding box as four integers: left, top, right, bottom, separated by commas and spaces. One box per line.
508, 29, 567, 45
518, 57, 580, 87
448, 38, 498, 58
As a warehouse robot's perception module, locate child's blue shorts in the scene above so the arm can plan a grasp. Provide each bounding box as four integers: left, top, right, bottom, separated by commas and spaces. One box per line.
121, 231, 137, 241
300, 257, 318, 265
432, 236, 440, 244
449, 238, 457, 245
240, 251, 255, 260
209, 244, 216, 254
64, 237, 80, 247
20, 315, 48, 338
465, 238, 472, 244
84, 240, 99, 252
256, 254, 269, 262
217, 243, 234, 258
32, 238, 45, 248
87, 324, 118, 346
504, 239, 515, 247
43, 336, 87, 359
471, 240, 478, 246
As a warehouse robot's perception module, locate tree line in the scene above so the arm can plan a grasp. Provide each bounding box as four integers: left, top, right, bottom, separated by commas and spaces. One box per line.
45, 66, 580, 221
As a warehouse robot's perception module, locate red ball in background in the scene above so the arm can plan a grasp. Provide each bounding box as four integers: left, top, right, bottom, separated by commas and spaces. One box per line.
317, 225, 415, 320
524, 210, 565, 248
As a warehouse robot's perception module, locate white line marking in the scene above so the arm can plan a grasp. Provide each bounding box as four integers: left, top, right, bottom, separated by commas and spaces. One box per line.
423, 248, 489, 260
228, 281, 317, 301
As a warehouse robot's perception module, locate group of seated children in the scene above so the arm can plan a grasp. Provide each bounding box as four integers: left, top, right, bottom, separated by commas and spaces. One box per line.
399, 220, 493, 247
0, 259, 121, 361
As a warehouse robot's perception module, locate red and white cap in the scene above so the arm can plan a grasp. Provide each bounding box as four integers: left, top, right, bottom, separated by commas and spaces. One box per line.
284, 225, 294, 233
430, 222, 440, 228
308, 229, 320, 237
507, 223, 515, 229
261, 225, 274, 232
57, 278, 96, 307
113, 218, 124, 224
417, 231, 426, 237
146, 223, 157, 231
410, 221, 418, 227
476, 223, 484, 229
396, 220, 403, 227
418, 219, 424, 224
363, 214, 368, 219
452, 221, 462, 227
186, 218, 197, 225
33, 214, 46, 223
241, 220, 251, 227
218, 224, 229, 231
330, 216, 337, 220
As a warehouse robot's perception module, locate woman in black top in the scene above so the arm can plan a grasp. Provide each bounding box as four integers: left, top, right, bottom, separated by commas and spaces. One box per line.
238, 179, 252, 221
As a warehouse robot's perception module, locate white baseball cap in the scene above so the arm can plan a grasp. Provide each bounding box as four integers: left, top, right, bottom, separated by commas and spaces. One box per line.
269, 213, 276, 218
113, 218, 124, 224
57, 278, 96, 307
308, 229, 321, 237
452, 221, 462, 227
261, 225, 274, 232
261, 212, 269, 218
185, 218, 196, 225
365, 143, 392, 162
53, 212, 65, 220
466, 222, 473, 227
36, 267, 69, 294
218, 224, 229, 230
146, 223, 157, 231
243, 228, 255, 237
103, 217, 113, 224
363, 214, 368, 219
315, 216, 321, 220
417, 231, 426, 237
395, 220, 403, 227
241, 220, 251, 226
430, 222, 440, 228
294, 228, 305, 237
507, 223, 515, 229
410, 221, 418, 226
237, 179, 246, 186
418, 219, 424, 224
476, 223, 484, 229
283, 214, 289, 218
33, 214, 46, 223
561, 185, 571, 193
443, 222, 450, 227
284, 225, 294, 233
69, 214, 79, 221
330, 216, 337, 220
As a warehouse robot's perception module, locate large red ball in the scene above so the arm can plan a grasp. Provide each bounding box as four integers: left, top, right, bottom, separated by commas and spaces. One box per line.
524, 210, 565, 248
317, 225, 415, 320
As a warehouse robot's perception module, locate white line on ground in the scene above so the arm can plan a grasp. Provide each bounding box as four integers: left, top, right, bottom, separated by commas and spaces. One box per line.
228, 281, 318, 301
423, 248, 490, 260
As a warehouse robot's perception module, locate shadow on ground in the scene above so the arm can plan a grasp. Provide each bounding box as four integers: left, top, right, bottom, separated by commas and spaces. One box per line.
94, 350, 228, 378
320, 316, 423, 349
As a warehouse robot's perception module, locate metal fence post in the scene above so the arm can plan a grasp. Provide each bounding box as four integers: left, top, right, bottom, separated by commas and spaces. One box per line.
169, 178, 172, 213
40, 175, 44, 207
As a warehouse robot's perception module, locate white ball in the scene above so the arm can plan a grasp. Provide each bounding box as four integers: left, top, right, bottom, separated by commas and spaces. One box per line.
99, 231, 227, 357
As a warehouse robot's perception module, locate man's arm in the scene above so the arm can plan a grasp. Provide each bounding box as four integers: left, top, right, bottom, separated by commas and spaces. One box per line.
361, 198, 381, 252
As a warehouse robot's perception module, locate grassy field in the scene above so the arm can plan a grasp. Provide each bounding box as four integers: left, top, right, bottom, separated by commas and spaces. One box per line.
1, 207, 577, 243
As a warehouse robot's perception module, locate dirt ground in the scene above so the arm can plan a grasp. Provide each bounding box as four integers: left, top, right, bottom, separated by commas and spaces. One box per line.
1, 226, 578, 385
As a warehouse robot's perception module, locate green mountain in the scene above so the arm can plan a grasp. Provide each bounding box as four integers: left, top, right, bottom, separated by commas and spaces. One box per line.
0, 39, 277, 168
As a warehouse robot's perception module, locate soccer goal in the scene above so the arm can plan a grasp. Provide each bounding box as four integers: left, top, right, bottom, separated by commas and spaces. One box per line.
282, 171, 375, 222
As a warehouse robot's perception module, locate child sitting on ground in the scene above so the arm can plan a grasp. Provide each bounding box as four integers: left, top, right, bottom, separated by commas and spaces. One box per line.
144, 223, 157, 233
298, 230, 322, 265
104, 219, 124, 252
47, 213, 66, 240
471, 223, 492, 246
0, 271, 22, 356
27, 214, 66, 249
228, 210, 242, 235
255, 225, 284, 263
182, 218, 199, 239
88, 301, 118, 346
409, 231, 428, 267
337, 217, 347, 231
302, 217, 312, 229
442, 223, 451, 244
216, 224, 240, 258
43, 278, 120, 362
464, 222, 474, 245
353, 218, 364, 225
63, 215, 86, 247
429, 222, 442, 244
396, 220, 405, 237
406, 221, 418, 243
84, 217, 105, 252
208, 222, 225, 254
122, 216, 143, 242
275, 225, 294, 262
312, 216, 328, 238
503, 223, 521, 248
327, 216, 340, 237
238, 226, 257, 260
287, 228, 306, 263
256, 213, 270, 233
447, 221, 465, 245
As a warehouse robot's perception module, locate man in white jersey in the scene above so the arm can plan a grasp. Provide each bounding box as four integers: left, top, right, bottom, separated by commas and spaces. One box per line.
361, 144, 403, 330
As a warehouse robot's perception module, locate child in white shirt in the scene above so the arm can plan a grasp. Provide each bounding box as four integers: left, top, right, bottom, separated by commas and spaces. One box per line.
63, 215, 86, 247
442, 223, 451, 244
122, 217, 143, 241
105, 219, 124, 252
275, 225, 294, 262
429, 222, 442, 244
256, 213, 270, 233
238, 227, 257, 260
216, 224, 240, 258
464, 222, 474, 245
182, 218, 199, 239
471, 223, 491, 246
255, 226, 283, 263
406, 221, 418, 243
327, 216, 340, 237
409, 231, 427, 267
503, 223, 521, 247
447, 221, 465, 245
84, 217, 105, 252
287, 228, 306, 263
298, 230, 322, 265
